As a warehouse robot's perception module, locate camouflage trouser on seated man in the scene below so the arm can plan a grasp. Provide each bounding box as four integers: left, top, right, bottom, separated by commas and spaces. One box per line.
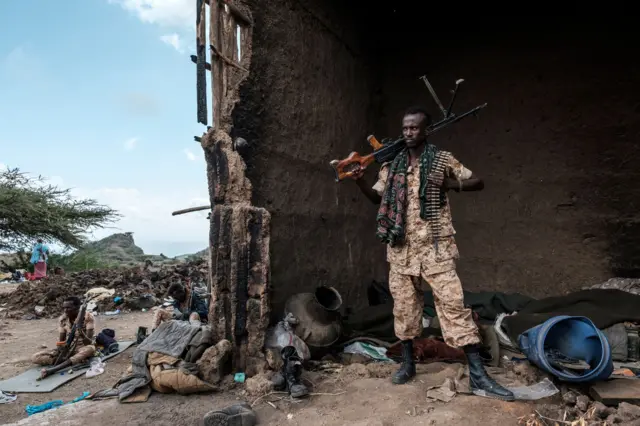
31, 345, 96, 366
151, 308, 201, 330
388, 268, 481, 348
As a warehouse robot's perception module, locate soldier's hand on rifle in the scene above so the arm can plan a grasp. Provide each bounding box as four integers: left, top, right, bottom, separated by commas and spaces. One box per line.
350, 167, 366, 181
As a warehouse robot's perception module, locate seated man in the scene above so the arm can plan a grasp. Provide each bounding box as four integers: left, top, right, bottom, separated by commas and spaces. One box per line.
152, 282, 208, 331
31, 296, 96, 379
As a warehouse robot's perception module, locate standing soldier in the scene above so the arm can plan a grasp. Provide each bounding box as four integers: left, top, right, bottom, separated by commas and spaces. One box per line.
353, 106, 514, 401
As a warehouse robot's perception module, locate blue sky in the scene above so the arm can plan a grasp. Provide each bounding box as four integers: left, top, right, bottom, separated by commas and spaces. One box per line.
0, 0, 212, 256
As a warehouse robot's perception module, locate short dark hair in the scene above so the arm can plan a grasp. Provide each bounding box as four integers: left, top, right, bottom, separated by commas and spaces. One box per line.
403, 106, 432, 126
167, 282, 185, 295
64, 296, 82, 307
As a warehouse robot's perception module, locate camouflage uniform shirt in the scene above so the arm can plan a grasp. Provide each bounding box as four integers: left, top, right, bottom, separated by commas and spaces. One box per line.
372, 152, 473, 277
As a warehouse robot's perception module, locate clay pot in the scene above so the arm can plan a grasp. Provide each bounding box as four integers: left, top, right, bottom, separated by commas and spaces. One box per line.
284, 286, 343, 356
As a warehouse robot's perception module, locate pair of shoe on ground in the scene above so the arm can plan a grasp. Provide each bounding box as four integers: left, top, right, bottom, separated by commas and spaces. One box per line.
392, 352, 516, 402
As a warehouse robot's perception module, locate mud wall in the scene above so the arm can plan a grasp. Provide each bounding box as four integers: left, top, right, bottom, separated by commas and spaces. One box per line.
231, 3, 640, 314
232, 0, 386, 316
376, 20, 640, 297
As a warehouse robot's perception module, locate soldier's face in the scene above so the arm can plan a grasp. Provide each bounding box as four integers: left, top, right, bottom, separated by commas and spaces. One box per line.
63, 301, 79, 318
402, 114, 427, 148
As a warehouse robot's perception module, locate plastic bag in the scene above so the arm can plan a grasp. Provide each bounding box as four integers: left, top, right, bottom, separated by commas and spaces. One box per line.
264, 313, 311, 360
85, 360, 105, 378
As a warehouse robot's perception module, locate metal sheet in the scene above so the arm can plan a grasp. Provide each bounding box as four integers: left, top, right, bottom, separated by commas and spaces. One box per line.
0, 341, 134, 393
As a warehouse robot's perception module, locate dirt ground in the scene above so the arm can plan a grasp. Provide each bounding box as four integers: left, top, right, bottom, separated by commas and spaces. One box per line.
0, 310, 538, 425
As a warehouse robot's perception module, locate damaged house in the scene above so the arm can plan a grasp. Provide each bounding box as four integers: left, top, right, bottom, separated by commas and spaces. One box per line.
193, 1, 640, 375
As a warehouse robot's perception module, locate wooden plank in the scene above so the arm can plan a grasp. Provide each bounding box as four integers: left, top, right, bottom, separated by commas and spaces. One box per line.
196, 0, 208, 125
221, 0, 252, 27
204, 0, 252, 26
220, 9, 234, 115
590, 378, 640, 406
209, 0, 223, 130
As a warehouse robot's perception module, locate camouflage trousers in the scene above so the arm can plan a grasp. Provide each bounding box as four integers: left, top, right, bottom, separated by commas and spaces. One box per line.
31, 344, 96, 366
388, 268, 480, 348
152, 308, 201, 330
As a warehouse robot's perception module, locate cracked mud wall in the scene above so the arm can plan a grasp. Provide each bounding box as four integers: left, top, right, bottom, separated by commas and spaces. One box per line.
375, 19, 640, 297
227, 2, 639, 318
231, 0, 386, 317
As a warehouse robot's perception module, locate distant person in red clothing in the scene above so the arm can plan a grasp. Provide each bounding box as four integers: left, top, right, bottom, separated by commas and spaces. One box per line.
30, 239, 49, 279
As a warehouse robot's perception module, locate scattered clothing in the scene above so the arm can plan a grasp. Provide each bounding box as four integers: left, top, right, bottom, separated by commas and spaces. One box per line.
343, 341, 392, 362
114, 321, 202, 401
341, 303, 397, 343
503, 289, 640, 342
25, 392, 89, 416
387, 337, 466, 363
585, 277, 640, 296
424, 290, 534, 323
96, 329, 119, 354
152, 309, 202, 330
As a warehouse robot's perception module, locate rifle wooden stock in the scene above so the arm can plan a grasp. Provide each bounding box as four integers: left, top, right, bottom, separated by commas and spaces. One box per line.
329, 136, 406, 182
329, 152, 377, 182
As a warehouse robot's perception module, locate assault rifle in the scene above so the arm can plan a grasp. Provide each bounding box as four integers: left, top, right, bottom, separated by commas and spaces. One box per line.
329, 76, 487, 182
54, 296, 95, 365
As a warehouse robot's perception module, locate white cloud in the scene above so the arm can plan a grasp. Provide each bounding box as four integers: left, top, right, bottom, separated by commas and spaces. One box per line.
124, 137, 139, 151
30, 173, 210, 256
77, 186, 210, 256
108, 0, 195, 29
160, 33, 184, 53
184, 148, 197, 162
108, 0, 196, 52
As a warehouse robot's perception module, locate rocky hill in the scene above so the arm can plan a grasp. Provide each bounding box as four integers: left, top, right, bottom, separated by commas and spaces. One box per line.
0, 233, 208, 273
78, 232, 168, 265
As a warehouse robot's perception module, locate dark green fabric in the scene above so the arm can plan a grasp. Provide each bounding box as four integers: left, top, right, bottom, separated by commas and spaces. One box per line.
423, 290, 535, 322
376, 144, 444, 246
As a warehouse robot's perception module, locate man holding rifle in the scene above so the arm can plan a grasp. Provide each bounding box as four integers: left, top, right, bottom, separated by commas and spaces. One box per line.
352, 105, 514, 401
31, 296, 96, 379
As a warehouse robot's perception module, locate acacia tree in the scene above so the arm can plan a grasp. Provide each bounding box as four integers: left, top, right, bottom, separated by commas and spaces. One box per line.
0, 168, 120, 251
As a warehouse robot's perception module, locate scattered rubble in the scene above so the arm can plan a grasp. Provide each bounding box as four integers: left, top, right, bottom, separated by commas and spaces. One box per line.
0, 259, 208, 318
521, 386, 640, 425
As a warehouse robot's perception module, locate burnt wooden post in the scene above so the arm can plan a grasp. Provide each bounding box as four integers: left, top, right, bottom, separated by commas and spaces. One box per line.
194, 0, 266, 376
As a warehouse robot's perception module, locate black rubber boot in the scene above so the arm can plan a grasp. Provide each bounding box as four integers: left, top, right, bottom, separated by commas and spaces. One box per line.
281, 346, 309, 398
465, 345, 515, 401
203, 402, 257, 426
392, 340, 416, 385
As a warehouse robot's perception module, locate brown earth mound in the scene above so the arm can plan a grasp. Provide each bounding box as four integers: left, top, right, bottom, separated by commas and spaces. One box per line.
0, 259, 208, 319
